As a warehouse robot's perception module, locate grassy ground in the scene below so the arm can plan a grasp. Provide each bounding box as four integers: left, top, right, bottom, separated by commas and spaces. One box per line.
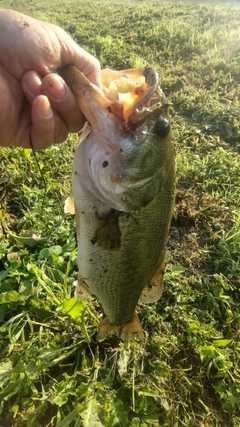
0, 0, 240, 426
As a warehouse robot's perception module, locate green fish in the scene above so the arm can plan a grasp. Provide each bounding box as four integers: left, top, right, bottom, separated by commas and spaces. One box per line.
62, 65, 175, 340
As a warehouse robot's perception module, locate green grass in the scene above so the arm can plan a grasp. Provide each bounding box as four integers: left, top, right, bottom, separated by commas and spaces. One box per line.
1, 0, 240, 426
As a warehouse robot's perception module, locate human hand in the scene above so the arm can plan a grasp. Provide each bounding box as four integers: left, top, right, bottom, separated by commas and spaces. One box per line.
0, 9, 101, 148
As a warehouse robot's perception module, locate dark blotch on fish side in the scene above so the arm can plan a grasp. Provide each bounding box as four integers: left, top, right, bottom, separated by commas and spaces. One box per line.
91, 209, 122, 250
102, 160, 109, 168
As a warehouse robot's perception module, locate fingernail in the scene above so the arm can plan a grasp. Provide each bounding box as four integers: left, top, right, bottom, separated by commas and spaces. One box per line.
26, 73, 42, 97
39, 98, 53, 119
47, 75, 66, 100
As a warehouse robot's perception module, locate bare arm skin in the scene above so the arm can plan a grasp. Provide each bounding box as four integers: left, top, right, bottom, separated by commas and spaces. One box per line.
0, 9, 101, 148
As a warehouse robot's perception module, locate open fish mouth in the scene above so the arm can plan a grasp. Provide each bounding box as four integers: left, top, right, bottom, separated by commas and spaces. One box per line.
101, 66, 163, 131
60, 65, 167, 135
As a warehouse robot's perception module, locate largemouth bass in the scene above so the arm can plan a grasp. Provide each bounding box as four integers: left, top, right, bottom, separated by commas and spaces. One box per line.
61, 65, 175, 340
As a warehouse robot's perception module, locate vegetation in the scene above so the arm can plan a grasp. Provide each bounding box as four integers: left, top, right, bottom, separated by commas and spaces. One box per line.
0, 0, 240, 426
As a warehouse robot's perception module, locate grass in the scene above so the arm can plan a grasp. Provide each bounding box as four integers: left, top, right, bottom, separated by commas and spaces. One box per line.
0, 0, 240, 426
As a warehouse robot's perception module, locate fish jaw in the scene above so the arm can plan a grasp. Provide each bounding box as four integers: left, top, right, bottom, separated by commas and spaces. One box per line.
60, 65, 162, 144
60, 66, 124, 151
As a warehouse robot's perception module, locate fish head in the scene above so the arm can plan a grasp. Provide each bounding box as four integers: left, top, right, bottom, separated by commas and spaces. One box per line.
60, 65, 174, 212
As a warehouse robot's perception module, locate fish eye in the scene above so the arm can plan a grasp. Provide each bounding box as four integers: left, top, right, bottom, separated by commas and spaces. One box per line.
154, 118, 170, 138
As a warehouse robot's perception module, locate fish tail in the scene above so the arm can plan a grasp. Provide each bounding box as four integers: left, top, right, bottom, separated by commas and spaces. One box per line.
98, 313, 144, 341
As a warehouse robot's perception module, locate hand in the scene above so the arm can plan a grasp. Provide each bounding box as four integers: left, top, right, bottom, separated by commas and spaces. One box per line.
0, 9, 101, 148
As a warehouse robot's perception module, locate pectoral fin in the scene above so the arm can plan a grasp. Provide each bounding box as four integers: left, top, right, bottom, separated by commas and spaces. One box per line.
91, 209, 121, 250
140, 256, 165, 304
64, 196, 75, 214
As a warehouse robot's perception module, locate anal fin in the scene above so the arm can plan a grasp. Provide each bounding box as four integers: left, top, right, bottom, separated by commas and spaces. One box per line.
98, 313, 144, 341
140, 256, 165, 304
74, 274, 93, 301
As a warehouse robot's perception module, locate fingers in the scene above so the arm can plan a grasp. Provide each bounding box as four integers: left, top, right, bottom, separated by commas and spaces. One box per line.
31, 95, 69, 148
54, 25, 101, 88
19, 95, 69, 149
21, 71, 85, 145
75, 51, 101, 88
21, 71, 42, 101
41, 73, 85, 132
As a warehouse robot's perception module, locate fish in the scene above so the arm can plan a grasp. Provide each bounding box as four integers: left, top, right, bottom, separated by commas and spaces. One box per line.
61, 65, 175, 340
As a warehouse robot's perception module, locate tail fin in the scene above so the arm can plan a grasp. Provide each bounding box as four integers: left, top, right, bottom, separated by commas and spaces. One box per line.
98, 313, 144, 341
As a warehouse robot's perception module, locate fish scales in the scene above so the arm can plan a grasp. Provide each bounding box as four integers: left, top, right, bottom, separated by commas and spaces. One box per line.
61, 65, 175, 340
76, 192, 173, 325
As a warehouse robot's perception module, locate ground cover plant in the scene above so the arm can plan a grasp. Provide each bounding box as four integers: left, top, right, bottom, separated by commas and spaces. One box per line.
0, 0, 240, 426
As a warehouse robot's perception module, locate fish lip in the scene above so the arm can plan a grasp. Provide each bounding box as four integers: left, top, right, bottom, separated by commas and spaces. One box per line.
127, 67, 168, 131
132, 66, 159, 111
127, 100, 170, 132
